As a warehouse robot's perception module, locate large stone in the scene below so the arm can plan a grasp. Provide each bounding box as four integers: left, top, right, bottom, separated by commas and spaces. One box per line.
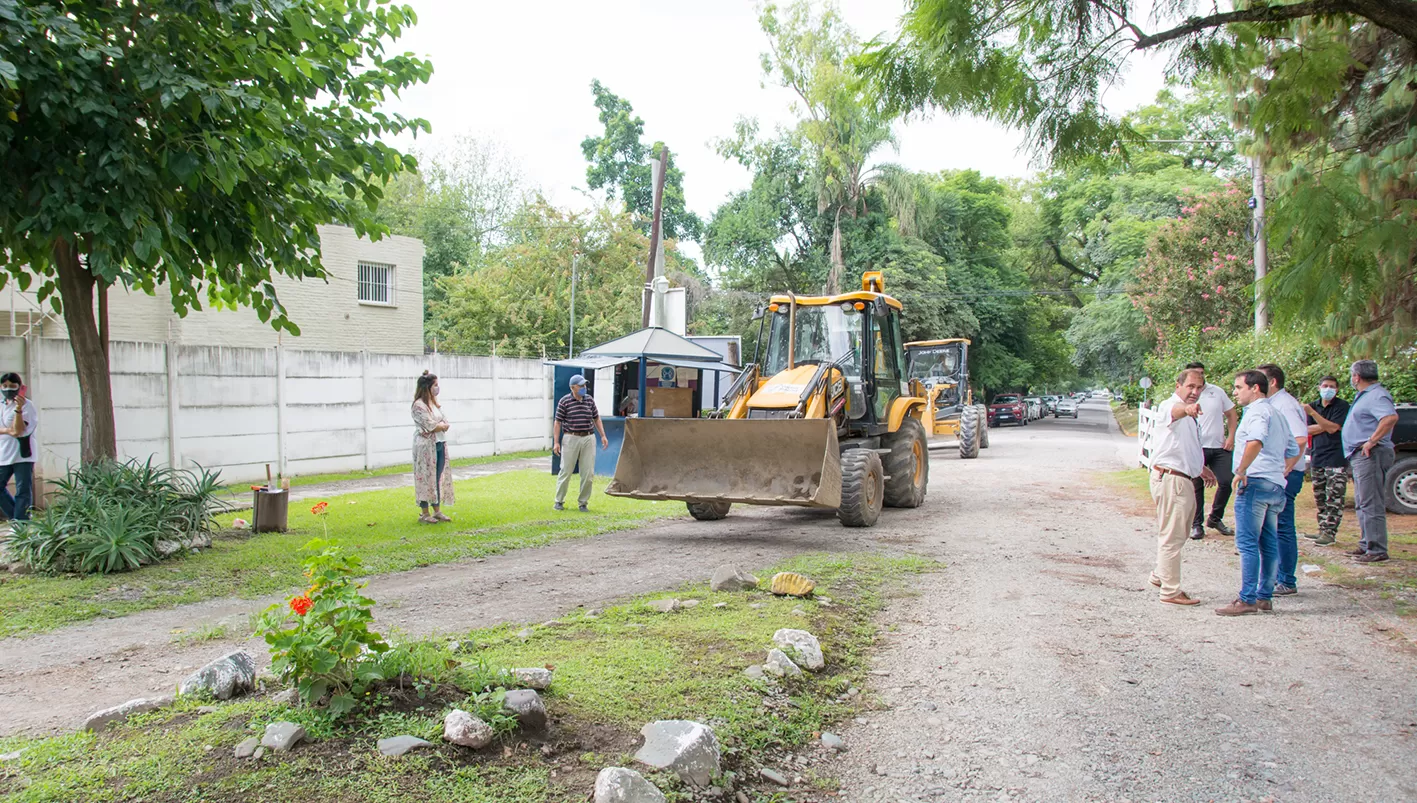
260, 721, 306, 752
509, 667, 554, 690
634, 720, 721, 787
821, 732, 846, 752
502, 689, 548, 730
772, 628, 824, 670
645, 598, 678, 613
82, 695, 173, 732
594, 766, 668, 803
377, 735, 433, 757
710, 564, 759, 592
768, 572, 815, 597
234, 737, 260, 759
762, 649, 802, 678
178, 650, 257, 700
443, 709, 494, 749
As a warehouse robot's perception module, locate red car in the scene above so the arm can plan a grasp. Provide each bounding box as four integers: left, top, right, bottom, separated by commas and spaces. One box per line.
988, 394, 1027, 427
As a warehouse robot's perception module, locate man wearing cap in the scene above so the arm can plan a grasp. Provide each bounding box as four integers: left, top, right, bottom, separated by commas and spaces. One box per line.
553, 374, 609, 512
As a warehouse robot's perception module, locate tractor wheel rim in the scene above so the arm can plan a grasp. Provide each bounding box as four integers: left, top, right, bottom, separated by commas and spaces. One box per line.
913, 441, 924, 486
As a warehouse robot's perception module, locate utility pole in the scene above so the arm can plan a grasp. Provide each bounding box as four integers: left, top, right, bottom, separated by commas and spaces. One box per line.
642, 146, 669, 328
567, 253, 579, 358
1250, 155, 1268, 333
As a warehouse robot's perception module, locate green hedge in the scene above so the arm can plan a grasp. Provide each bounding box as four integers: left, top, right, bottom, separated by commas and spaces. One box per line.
1138, 324, 1416, 403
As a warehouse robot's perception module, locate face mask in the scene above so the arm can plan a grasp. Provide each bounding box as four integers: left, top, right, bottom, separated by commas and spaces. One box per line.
432, 386, 440, 397
1319, 387, 1337, 401
0, 388, 15, 401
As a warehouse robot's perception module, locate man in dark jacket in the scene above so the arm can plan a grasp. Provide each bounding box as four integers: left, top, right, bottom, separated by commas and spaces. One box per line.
1302, 376, 1350, 546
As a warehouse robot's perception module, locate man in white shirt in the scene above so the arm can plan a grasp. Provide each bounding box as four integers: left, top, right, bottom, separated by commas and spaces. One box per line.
1185, 362, 1239, 539
1259, 364, 1309, 596
0, 372, 38, 521
1216, 370, 1302, 617
1147, 368, 1216, 605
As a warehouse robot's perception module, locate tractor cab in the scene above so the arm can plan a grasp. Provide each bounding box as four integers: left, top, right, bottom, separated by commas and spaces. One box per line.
905, 338, 971, 419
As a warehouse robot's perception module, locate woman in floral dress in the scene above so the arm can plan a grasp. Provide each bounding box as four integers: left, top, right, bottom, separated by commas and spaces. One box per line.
411, 371, 455, 523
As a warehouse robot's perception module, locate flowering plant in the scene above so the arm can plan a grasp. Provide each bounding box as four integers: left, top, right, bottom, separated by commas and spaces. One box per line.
310, 501, 330, 537
256, 539, 388, 716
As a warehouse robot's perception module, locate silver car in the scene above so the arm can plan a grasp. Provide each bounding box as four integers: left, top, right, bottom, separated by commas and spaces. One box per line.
1054, 397, 1079, 418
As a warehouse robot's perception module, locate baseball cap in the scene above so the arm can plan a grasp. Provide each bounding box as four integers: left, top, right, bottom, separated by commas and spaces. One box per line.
569, 374, 587, 387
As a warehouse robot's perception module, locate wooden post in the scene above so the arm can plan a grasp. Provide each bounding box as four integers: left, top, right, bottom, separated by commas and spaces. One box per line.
642, 146, 669, 328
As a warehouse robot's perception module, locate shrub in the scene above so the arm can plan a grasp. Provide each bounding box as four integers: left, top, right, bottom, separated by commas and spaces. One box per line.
258, 539, 389, 717
5, 458, 225, 574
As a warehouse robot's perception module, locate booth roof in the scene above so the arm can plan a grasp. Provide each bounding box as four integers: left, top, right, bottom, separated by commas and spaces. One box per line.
580, 327, 724, 362
543, 353, 740, 373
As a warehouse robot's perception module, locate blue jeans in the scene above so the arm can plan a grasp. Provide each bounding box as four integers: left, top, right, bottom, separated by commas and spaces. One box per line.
1276, 469, 1305, 588
1234, 477, 1285, 604
0, 461, 34, 521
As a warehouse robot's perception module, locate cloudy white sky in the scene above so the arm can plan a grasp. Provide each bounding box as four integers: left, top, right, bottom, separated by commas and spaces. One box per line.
383, 0, 1171, 226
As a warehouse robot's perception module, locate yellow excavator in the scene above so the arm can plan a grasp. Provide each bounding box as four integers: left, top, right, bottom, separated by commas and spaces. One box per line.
606, 271, 929, 527
904, 338, 989, 459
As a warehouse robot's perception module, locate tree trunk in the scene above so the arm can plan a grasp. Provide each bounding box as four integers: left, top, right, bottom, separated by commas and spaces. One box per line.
826, 209, 845, 294
53, 238, 117, 463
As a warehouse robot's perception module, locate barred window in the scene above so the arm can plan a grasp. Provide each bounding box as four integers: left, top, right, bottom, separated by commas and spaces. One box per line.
357, 261, 395, 305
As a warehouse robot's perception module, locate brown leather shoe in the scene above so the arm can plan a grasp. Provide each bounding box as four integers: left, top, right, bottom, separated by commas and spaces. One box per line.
1161, 592, 1200, 606
1346, 547, 1367, 556
1353, 553, 1389, 563
1257, 599, 1272, 612
1215, 598, 1259, 616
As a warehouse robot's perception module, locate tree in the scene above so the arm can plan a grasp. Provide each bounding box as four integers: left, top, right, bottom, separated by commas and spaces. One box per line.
0, 0, 432, 462
580, 80, 702, 241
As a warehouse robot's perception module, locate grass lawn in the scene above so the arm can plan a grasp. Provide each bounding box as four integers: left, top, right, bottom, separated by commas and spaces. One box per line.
1095, 468, 1417, 614
1110, 401, 1139, 437
0, 553, 934, 803
0, 469, 674, 639
219, 450, 551, 493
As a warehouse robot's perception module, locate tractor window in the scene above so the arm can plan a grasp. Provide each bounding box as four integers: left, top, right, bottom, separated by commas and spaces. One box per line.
763, 305, 862, 379
907, 347, 960, 381
871, 308, 901, 420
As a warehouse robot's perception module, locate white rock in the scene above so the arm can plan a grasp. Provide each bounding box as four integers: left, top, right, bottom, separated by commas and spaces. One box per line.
178, 650, 257, 700
821, 732, 846, 751
634, 720, 721, 787
710, 564, 759, 592
503, 689, 548, 729
260, 721, 306, 752
594, 766, 667, 803
82, 695, 174, 732
510, 667, 553, 690
234, 737, 259, 759
377, 735, 433, 757
443, 709, 494, 749
763, 649, 802, 678
680, 599, 701, 609
772, 628, 824, 670
743, 665, 766, 680
645, 598, 678, 613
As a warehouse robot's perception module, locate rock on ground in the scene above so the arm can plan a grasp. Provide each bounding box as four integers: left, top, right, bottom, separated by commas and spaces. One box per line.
768, 571, 815, 597
82, 695, 173, 732
645, 598, 678, 613
260, 721, 306, 752
594, 766, 667, 803
772, 628, 824, 670
763, 648, 802, 678
377, 735, 432, 757
509, 667, 553, 690
634, 720, 721, 787
710, 564, 759, 592
177, 650, 257, 700
234, 737, 259, 759
443, 709, 494, 748
821, 732, 845, 751
502, 689, 548, 730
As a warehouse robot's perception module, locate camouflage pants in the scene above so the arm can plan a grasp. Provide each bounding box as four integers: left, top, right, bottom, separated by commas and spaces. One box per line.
1311, 466, 1348, 538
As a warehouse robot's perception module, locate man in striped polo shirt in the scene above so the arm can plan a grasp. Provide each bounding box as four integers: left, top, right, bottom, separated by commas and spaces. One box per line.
553, 374, 608, 512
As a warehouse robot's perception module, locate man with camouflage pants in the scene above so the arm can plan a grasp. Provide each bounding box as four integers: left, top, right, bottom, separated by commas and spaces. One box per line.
1303, 376, 1350, 546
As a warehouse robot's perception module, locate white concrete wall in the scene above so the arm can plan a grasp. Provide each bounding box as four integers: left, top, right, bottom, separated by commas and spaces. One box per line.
9, 335, 552, 486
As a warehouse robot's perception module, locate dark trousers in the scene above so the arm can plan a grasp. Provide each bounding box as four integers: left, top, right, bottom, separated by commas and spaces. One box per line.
0, 461, 34, 521
1193, 447, 1234, 527
419, 442, 446, 509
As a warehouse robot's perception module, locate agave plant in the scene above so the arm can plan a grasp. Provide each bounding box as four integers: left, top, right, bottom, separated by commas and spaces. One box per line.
5, 517, 68, 572
67, 507, 159, 574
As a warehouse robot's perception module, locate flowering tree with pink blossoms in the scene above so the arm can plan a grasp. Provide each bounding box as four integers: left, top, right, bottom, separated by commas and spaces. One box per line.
1133, 183, 1257, 352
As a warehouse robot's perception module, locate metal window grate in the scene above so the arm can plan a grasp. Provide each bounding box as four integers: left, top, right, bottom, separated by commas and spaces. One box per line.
357, 261, 395, 305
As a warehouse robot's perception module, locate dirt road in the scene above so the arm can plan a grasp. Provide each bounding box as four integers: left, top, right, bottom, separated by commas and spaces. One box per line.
6, 402, 1416, 802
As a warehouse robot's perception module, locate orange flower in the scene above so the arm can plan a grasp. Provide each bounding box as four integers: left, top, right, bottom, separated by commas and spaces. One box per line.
289, 595, 313, 616
311, 502, 329, 516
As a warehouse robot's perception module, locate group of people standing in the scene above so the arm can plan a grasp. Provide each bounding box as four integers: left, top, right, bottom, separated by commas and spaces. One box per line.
1148, 360, 1399, 616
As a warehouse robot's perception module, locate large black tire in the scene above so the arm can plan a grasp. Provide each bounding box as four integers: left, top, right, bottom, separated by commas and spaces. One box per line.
883, 418, 928, 508
977, 405, 990, 449
838, 449, 884, 527
686, 501, 732, 521
1386, 456, 1417, 516
958, 404, 980, 459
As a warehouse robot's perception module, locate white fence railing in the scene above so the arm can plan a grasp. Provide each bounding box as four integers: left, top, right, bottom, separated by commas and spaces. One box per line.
1137, 403, 1163, 469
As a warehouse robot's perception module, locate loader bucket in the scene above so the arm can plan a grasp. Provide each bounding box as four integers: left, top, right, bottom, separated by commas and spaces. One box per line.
606, 417, 843, 509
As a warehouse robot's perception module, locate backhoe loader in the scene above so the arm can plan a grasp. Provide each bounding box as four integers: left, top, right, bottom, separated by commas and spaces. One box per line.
606, 271, 929, 527
904, 338, 989, 459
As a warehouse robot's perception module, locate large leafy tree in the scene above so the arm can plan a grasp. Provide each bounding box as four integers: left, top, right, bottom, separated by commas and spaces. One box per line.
580, 80, 702, 242
0, 0, 432, 462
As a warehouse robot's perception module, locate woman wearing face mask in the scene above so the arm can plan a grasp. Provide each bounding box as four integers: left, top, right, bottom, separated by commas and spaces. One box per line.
410, 370, 454, 524
0, 372, 37, 521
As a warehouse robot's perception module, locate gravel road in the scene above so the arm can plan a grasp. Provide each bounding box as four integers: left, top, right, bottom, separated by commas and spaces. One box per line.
827, 401, 1417, 802
6, 401, 1415, 803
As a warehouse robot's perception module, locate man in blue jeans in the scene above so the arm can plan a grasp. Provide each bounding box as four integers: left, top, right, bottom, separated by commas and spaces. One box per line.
1259, 364, 1309, 596
1216, 370, 1301, 617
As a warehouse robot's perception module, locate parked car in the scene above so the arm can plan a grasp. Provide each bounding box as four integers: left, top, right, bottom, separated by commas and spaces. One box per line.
1055, 397, 1079, 418
1041, 395, 1059, 414
1024, 396, 1044, 420
988, 394, 1027, 427
1387, 404, 1417, 515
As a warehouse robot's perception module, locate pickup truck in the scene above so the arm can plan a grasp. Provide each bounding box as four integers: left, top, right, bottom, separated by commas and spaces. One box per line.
1387, 404, 1417, 515
988, 394, 1027, 427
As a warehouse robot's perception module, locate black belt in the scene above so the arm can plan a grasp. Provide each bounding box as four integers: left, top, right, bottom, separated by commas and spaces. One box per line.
1153, 466, 1194, 481
565, 430, 592, 435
